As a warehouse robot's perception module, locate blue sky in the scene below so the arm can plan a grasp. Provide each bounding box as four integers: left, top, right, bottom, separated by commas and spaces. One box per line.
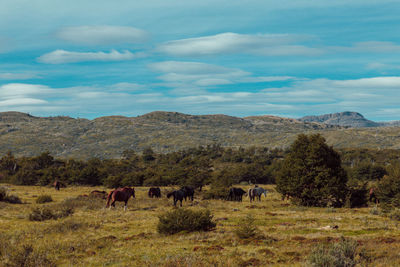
1, 0, 400, 120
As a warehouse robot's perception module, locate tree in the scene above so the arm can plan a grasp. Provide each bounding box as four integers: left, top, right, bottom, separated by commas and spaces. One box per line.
276, 134, 348, 207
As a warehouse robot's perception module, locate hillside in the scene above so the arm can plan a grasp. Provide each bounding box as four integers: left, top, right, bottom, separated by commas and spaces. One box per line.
1, 111, 400, 159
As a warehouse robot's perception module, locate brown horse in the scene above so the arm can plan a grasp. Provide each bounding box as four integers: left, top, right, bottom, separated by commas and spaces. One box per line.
106, 187, 135, 211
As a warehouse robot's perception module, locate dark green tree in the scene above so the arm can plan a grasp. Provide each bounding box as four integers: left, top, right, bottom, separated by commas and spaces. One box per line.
276, 134, 348, 207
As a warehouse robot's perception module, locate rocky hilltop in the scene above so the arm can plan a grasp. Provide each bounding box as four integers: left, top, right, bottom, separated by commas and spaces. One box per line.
1, 111, 400, 159
299, 111, 380, 127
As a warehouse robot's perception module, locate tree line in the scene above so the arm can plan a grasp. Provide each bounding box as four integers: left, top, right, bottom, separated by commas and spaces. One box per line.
1, 136, 399, 208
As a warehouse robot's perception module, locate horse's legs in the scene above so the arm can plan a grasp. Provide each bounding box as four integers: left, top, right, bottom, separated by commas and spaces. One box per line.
124, 201, 127, 211
173, 198, 177, 206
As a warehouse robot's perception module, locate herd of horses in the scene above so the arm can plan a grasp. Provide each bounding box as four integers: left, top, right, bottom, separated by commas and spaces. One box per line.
102, 185, 267, 209
53, 180, 268, 210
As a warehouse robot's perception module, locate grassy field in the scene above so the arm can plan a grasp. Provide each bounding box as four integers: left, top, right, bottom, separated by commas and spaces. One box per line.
1, 184, 400, 266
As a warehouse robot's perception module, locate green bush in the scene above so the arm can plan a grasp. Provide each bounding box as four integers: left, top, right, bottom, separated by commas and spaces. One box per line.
157, 208, 216, 235
234, 214, 261, 239
29, 206, 73, 221
36, 195, 53, 204
307, 237, 358, 267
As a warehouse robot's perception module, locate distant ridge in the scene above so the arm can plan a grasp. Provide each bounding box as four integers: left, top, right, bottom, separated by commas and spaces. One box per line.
299, 111, 380, 128
1, 110, 400, 159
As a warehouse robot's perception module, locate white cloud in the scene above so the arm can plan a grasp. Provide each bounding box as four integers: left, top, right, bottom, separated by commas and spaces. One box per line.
343, 41, 400, 53
0, 72, 40, 80
149, 61, 296, 89
37, 49, 145, 64
0, 98, 47, 106
56, 25, 149, 45
157, 32, 322, 56
0, 83, 54, 99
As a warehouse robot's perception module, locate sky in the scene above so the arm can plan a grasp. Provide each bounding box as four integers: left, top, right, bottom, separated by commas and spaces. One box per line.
1, 0, 400, 121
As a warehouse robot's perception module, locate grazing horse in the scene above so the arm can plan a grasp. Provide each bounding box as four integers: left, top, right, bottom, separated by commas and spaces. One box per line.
90, 190, 107, 199
167, 190, 185, 207
369, 188, 379, 204
106, 187, 135, 211
181, 186, 194, 201
148, 187, 161, 198
228, 187, 246, 202
248, 187, 267, 202
53, 180, 66, 191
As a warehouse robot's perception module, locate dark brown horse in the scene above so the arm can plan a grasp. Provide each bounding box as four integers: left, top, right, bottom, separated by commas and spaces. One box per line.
369, 188, 379, 204
167, 190, 185, 207
106, 187, 135, 211
53, 180, 66, 191
148, 187, 161, 198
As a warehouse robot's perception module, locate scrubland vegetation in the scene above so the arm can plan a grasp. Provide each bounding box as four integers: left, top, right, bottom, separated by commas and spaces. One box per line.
0, 184, 400, 266
1, 134, 400, 265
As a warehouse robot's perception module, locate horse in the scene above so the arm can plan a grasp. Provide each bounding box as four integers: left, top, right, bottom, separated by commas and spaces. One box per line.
148, 187, 161, 198
53, 180, 66, 191
106, 187, 135, 211
181, 186, 194, 201
90, 190, 107, 199
167, 190, 185, 207
228, 187, 246, 202
248, 187, 267, 202
369, 188, 379, 204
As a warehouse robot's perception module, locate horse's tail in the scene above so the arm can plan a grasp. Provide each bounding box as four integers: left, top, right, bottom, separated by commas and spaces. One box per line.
248, 188, 252, 197
148, 189, 152, 198
106, 190, 113, 208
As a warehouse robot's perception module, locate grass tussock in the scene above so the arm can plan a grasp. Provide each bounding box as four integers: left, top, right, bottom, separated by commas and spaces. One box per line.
157, 208, 216, 235
29, 206, 74, 221
35, 194, 53, 204
235, 214, 263, 239
0, 187, 22, 204
307, 237, 358, 267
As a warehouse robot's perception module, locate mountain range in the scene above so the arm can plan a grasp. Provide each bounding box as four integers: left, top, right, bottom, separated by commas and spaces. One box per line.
1, 111, 400, 159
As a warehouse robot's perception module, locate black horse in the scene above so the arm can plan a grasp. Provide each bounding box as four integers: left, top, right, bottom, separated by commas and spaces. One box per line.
228, 187, 246, 202
167, 190, 185, 207
181, 186, 194, 201
148, 187, 161, 198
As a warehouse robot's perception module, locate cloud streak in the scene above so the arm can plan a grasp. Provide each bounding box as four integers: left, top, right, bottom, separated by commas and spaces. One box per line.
157, 32, 322, 56
56, 25, 149, 45
37, 49, 145, 64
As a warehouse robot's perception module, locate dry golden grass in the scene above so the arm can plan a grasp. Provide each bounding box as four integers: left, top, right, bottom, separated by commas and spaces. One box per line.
1, 184, 400, 266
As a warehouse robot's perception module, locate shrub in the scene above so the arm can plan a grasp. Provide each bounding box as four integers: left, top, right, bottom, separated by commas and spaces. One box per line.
276, 134, 348, 207
307, 237, 358, 267
157, 208, 216, 235
36, 195, 53, 204
0, 187, 22, 204
29, 206, 73, 221
234, 214, 261, 239
4, 194, 22, 204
